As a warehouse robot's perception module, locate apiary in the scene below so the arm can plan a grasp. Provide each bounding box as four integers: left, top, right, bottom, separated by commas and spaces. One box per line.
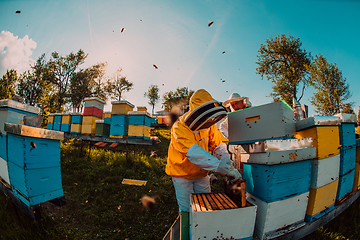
111, 100, 134, 115
310, 154, 340, 189
190, 193, 257, 240
247, 192, 309, 240
336, 168, 355, 201
243, 160, 312, 203
305, 179, 338, 222
0, 99, 40, 133
128, 125, 150, 140
95, 120, 110, 137
228, 100, 296, 145
4, 123, 64, 207
128, 111, 152, 126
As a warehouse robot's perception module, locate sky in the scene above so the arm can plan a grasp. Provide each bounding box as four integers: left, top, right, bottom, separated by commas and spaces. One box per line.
1, 0, 360, 116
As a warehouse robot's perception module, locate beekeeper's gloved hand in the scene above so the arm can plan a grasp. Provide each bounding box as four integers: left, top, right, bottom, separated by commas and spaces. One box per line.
215, 160, 242, 181
214, 143, 232, 165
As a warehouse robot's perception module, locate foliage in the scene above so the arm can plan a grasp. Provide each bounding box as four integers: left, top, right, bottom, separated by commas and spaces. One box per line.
144, 84, 160, 114
89, 62, 108, 101
341, 103, 355, 114
256, 33, 312, 105
162, 87, 194, 110
48, 49, 88, 111
0, 69, 17, 99
105, 68, 133, 101
306, 54, 352, 116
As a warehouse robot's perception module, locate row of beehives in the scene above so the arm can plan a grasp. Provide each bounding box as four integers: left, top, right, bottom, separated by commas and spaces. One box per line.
46, 99, 156, 140
0, 99, 65, 208
190, 100, 360, 240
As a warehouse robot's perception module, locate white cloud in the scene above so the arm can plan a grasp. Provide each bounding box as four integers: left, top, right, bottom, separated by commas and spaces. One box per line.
0, 31, 37, 76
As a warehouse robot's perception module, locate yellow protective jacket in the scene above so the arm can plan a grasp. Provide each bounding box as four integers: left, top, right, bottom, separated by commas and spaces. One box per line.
165, 89, 223, 179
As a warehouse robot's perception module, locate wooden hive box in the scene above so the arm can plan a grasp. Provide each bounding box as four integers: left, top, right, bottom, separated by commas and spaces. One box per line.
83, 106, 103, 118
128, 125, 150, 140
190, 193, 257, 240
70, 113, 83, 124
239, 138, 316, 165
339, 147, 356, 176
243, 160, 311, 203
110, 125, 128, 138
70, 124, 82, 134
336, 168, 355, 202
83, 97, 106, 110
46, 123, 53, 130
60, 124, 70, 132
95, 120, 110, 137
0, 99, 40, 133
137, 106, 147, 111
310, 154, 340, 189
295, 126, 340, 159
4, 123, 64, 207
305, 179, 338, 222
47, 114, 54, 123
110, 115, 128, 126
103, 112, 111, 124
0, 155, 10, 184
353, 139, 360, 191
338, 122, 356, 149
228, 100, 295, 145
247, 192, 309, 240
81, 116, 101, 134
53, 113, 62, 131
61, 114, 71, 125
111, 100, 134, 115
128, 111, 152, 126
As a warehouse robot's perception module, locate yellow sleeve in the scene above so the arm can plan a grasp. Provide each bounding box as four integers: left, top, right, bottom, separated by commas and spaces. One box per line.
171, 121, 198, 156
208, 124, 224, 152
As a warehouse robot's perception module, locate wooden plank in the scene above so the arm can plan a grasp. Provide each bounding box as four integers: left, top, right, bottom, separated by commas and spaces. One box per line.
94, 142, 103, 146
222, 194, 238, 209
191, 194, 201, 212
240, 181, 246, 207
210, 193, 226, 210
196, 194, 207, 212
203, 193, 219, 210
218, 193, 237, 209
99, 143, 107, 147
200, 194, 213, 211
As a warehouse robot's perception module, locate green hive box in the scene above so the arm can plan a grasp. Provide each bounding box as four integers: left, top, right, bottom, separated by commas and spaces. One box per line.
95, 120, 110, 137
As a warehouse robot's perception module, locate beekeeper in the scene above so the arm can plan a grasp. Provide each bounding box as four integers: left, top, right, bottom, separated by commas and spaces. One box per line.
166, 89, 242, 212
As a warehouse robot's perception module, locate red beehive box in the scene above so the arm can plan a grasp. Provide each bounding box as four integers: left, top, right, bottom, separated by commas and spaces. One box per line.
84, 107, 103, 118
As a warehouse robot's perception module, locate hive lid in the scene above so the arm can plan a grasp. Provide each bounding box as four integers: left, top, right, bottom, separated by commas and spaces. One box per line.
69, 112, 83, 116
4, 123, 64, 140
296, 115, 341, 131
0, 99, 40, 114
128, 111, 152, 117
334, 113, 357, 123
83, 97, 106, 104
111, 100, 135, 108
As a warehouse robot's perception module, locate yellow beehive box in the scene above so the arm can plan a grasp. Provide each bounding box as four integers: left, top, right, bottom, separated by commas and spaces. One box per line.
295, 126, 340, 159
111, 100, 134, 115
103, 112, 111, 119
81, 124, 96, 134
70, 124, 82, 133
128, 125, 150, 139
61, 114, 72, 124
48, 114, 55, 123
82, 116, 101, 125
137, 106, 147, 111
305, 180, 338, 222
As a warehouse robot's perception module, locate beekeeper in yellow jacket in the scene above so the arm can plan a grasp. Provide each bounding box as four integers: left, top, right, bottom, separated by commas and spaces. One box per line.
166, 89, 242, 212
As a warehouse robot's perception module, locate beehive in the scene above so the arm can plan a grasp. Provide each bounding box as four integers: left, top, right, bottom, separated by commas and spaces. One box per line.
128, 111, 152, 126
310, 154, 340, 189
137, 106, 147, 111
190, 193, 257, 240
339, 147, 356, 176
111, 100, 134, 115
128, 125, 151, 140
5, 123, 64, 207
95, 120, 110, 137
247, 192, 309, 240
103, 112, 111, 124
336, 168, 355, 201
305, 180, 338, 222
84, 97, 106, 109
53, 113, 62, 131
70, 124, 82, 134
83, 106, 103, 118
70, 112, 83, 124
60, 113, 71, 132
228, 100, 295, 144
110, 114, 128, 138
0, 156, 10, 184
81, 115, 101, 134
243, 160, 311, 203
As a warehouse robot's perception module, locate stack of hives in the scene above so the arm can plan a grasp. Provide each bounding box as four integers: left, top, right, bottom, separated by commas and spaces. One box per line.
109, 100, 134, 138
81, 97, 105, 135
70, 112, 83, 134
295, 115, 342, 222
60, 113, 72, 132
47, 113, 55, 130
228, 100, 316, 239
127, 106, 152, 140
53, 113, 62, 131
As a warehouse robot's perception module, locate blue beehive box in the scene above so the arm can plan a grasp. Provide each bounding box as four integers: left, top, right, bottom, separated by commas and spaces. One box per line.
339, 123, 356, 148
0, 134, 6, 161
70, 113, 83, 124
110, 115, 128, 126
53, 123, 61, 131
243, 160, 312, 203
336, 168, 355, 201
60, 124, 70, 132
128, 111, 152, 126
47, 122, 54, 130
4, 123, 64, 207
110, 125, 128, 137
54, 114, 62, 124
339, 147, 356, 176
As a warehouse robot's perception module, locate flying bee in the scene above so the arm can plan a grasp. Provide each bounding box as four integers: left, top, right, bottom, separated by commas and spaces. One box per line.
141, 195, 156, 210
208, 21, 214, 27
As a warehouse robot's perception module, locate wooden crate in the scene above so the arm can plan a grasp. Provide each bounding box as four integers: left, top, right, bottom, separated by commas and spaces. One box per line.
243, 160, 311, 203
83, 97, 105, 109
60, 124, 70, 132
110, 125, 128, 138
128, 111, 152, 126
190, 193, 257, 240
111, 100, 134, 115
310, 154, 340, 189
305, 179, 338, 222
228, 100, 295, 144
128, 125, 150, 140
339, 146, 356, 176
70, 124, 82, 134
336, 168, 355, 201
247, 192, 308, 240
83, 106, 103, 118
70, 113, 83, 124
110, 115, 128, 126
95, 120, 110, 137
295, 126, 340, 159
0, 156, 10, 184
61, 114, 71, 124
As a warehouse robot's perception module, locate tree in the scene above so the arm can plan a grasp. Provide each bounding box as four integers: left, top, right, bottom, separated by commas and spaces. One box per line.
105, 68, 133, 101
144, 84, 160, 114
341, 103, 354, 114
256, 34, 312, 105
48, 49, 88, 111
90, 62, 108, 101
306, 54, 352, 116
162, 87, 194, 110
0, 69, 17, 99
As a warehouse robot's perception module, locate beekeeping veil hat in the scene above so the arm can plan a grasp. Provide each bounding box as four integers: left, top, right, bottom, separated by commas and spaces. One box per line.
184, 89, 227, 131
222, 92, 248, 108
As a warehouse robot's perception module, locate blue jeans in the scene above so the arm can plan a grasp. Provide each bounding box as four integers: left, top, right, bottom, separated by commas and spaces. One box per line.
172, 175, 211, 212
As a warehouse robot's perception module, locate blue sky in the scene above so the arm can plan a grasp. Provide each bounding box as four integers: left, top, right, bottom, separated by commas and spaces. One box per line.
1, 0, 359, 116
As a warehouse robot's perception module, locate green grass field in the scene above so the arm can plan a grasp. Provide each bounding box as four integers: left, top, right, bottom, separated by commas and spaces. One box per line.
1, 128, 360, 240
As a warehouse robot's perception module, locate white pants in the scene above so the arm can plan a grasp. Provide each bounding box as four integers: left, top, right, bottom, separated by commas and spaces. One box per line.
172, 175, 211, 212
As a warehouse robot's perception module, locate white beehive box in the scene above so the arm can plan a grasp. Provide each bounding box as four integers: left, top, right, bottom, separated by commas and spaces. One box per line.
228, 100, 295, 144
190, 193, 257, 240
247, 192, 309, 240
311, 154, 340, 189
0, 156, 10, 184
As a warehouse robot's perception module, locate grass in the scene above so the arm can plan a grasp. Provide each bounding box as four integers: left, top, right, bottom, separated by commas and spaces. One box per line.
0, 128, 360, 239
